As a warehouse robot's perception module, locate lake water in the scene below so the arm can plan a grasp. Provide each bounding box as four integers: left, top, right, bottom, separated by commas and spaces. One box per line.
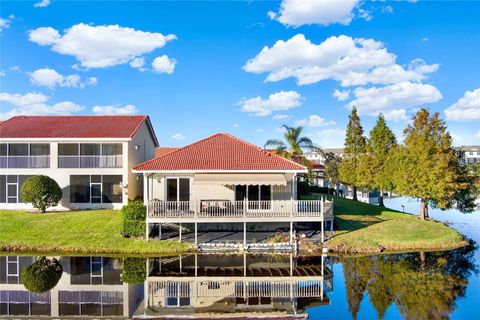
1, 198, 479, 319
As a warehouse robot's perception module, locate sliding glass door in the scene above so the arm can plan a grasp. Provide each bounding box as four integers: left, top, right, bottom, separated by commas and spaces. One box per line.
166, 178, 190, 202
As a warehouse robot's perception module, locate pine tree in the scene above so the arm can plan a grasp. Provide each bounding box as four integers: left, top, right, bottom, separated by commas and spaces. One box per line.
394, 109, 467, 219
339, 107, 366, 201
358, 114, 397, 206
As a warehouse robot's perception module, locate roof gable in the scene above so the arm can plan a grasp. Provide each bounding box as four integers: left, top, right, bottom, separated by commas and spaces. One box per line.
134, 133, 306, 172
0, 115, 156, 142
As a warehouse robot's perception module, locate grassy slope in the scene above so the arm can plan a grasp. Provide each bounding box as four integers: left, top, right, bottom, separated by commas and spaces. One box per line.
304, 194, 467, 254
0, 210, 191, 255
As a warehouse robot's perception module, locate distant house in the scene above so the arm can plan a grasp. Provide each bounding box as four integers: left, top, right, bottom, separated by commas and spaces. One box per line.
133, 133, 334, 246
459, 146, 480, 164
0, 116, 158, 210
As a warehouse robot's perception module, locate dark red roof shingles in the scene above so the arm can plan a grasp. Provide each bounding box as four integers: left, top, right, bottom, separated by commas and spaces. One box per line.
134, 133, 307, 172
155, 147, 180, 157
0, 115, 151, 139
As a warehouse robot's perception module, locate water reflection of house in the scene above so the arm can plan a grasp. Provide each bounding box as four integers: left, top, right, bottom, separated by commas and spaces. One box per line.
134, 254, 333, 319
0, 256, 141, 318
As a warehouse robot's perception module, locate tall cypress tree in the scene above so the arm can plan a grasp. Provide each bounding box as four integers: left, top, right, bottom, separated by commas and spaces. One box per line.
358, 114, 397, 206
394, 109, 467, 219
340, 107, 366, 201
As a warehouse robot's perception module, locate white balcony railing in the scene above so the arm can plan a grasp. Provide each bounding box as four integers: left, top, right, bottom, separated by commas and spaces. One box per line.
0, 156, 50, 168
58, 155, 123, 168
148, 199, 333, 220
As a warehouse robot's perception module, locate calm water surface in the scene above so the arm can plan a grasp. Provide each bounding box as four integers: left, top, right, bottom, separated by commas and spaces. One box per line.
1, 198, 478, 319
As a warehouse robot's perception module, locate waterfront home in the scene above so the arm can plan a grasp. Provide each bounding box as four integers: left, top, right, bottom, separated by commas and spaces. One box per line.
133, 133, 334, 247
0, 255, 141, 317
0, 116, 158, 210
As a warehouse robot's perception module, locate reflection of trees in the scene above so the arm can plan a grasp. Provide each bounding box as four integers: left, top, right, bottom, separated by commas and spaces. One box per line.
342, 245, 477, 320
20, 257, 63, 293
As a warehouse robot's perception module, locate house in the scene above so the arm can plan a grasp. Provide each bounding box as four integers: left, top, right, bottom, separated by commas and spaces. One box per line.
133, 133, 334, 247
0, 115, 158, 210
135, 253, 332, 319
0, 255, 142, 318
459, 145, 480, 164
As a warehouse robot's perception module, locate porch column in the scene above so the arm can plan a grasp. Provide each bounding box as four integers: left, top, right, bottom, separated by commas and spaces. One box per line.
145, 221, 149, 241
179, 223, 182, 242
290, 221, 293, 245
194, 222, 198, 246
159, 224, 162, 240
321, 221, 324, 243
330, 220, 334, 231
243, 222, 247, 248
143, 173, 149, 206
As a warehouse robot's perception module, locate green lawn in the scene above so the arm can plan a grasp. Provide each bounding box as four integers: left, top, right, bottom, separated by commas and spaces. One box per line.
0, 210, 191, 255
304, 194, 468, 254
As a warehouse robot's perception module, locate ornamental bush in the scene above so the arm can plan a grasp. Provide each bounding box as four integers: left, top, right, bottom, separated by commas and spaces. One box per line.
21, 175, 62, 213
20, 257, 63, 293
121, 258, 147, 284
121, 201, 146, 237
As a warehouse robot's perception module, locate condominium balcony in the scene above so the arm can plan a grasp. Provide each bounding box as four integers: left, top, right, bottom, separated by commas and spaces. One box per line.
147, 199, 333, 221
0, 156, 50, 168
58, 155, 123, 168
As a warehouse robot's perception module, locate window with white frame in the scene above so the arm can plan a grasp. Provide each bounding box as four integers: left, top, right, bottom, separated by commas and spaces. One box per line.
70, 175, 122, 203
0, 175, 33, 203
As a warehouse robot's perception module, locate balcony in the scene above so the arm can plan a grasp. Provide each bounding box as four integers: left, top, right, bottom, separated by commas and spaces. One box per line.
147, 199, 333, 220
0, 156, 50, 168
58, 155, 123, 168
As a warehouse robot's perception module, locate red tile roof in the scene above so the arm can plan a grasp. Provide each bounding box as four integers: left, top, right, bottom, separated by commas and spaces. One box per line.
134, 133, 307, 172
0, 115, 156, 142
155, 147, 180, 157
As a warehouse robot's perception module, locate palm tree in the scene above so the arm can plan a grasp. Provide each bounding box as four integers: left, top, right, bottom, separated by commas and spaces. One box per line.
264, 125, 321, 167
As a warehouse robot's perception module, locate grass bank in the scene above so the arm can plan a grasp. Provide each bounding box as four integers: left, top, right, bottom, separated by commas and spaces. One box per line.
304, 194, 468, 254
0, 210, 192, 255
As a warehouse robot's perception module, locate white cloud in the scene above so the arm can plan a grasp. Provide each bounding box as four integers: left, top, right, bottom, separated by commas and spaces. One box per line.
256, 128, 264, 133
129, 57, 145, 69
233, 123, 240, 128
152, 55, 177, 74
28, 23, 176, 68
0, 15, 14, 32
348, 81, 443, 117
475, 129, 480, 139
382, 109, 408, 122
0, 91, 83, 119
272, 114, 291, 121
314, 128, 346, 148
333, 89, 350, 101
270, 0, 360, 27
295, 115, 335, 127
34, 0, 51, 8
238, 90, 303, 116
92, 104, 138, 115
383, 5, 394, 14
421, 37, 429, 42
444, 88, 480, 121
172, 133, 186, 141
29, 68, 97, 89
358, 9, 372, 22
244, 34, 438, 87
0, 71, 5, 77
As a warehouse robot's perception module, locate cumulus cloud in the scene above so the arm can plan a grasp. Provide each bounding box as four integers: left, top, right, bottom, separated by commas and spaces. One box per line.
269, 0, 360, 27
92, 104, 138, 115
172, 133, 186, 141
295, 115, 335, 127
333, 89, 350, 101
348, 82, 443, 120
272, 114, 291, 121
238, 91, 303, 116
244, 34, 438, 87
444, 88, 480, 121
152, 55, 177, 74
129, 57, 145, 69
28, 23, 176, 68
34, 0, 51, 8
29, 68, 97, 89
0, 15, 14, 32
0, 91, 83, 119
314, 128, 346, 148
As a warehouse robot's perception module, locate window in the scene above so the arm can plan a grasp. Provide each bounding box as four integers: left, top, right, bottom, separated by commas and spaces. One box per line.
101, 144, 122, 155
0, 144, 7, 156
70, 175, 122, 204
80, 144, 100, 156
235, 185, 271, 201
166, 178, 190, 202
8, 144, 28, 156
29, 144, 50, 156
59, 144, 79, 156
0, 175, 33, 203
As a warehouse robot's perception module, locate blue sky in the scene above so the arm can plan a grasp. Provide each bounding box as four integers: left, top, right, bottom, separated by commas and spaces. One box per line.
1, 0, 479, 148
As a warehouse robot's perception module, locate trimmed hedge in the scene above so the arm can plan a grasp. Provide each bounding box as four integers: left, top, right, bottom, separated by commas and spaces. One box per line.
121, 201, 146, 237
21, 175, 62, 212
121, 201, 146, 221
121, 258, 147, 284
122, 220, 145, 237
20, 257, 63, 293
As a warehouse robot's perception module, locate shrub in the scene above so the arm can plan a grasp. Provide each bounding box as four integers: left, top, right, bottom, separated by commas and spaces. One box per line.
20, 257, 63, 293
122, 220, 145, 237
121, 201, 146, 237
21, 175, 62, 212
121, 258, 146, 284
121, 201, 146, 221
